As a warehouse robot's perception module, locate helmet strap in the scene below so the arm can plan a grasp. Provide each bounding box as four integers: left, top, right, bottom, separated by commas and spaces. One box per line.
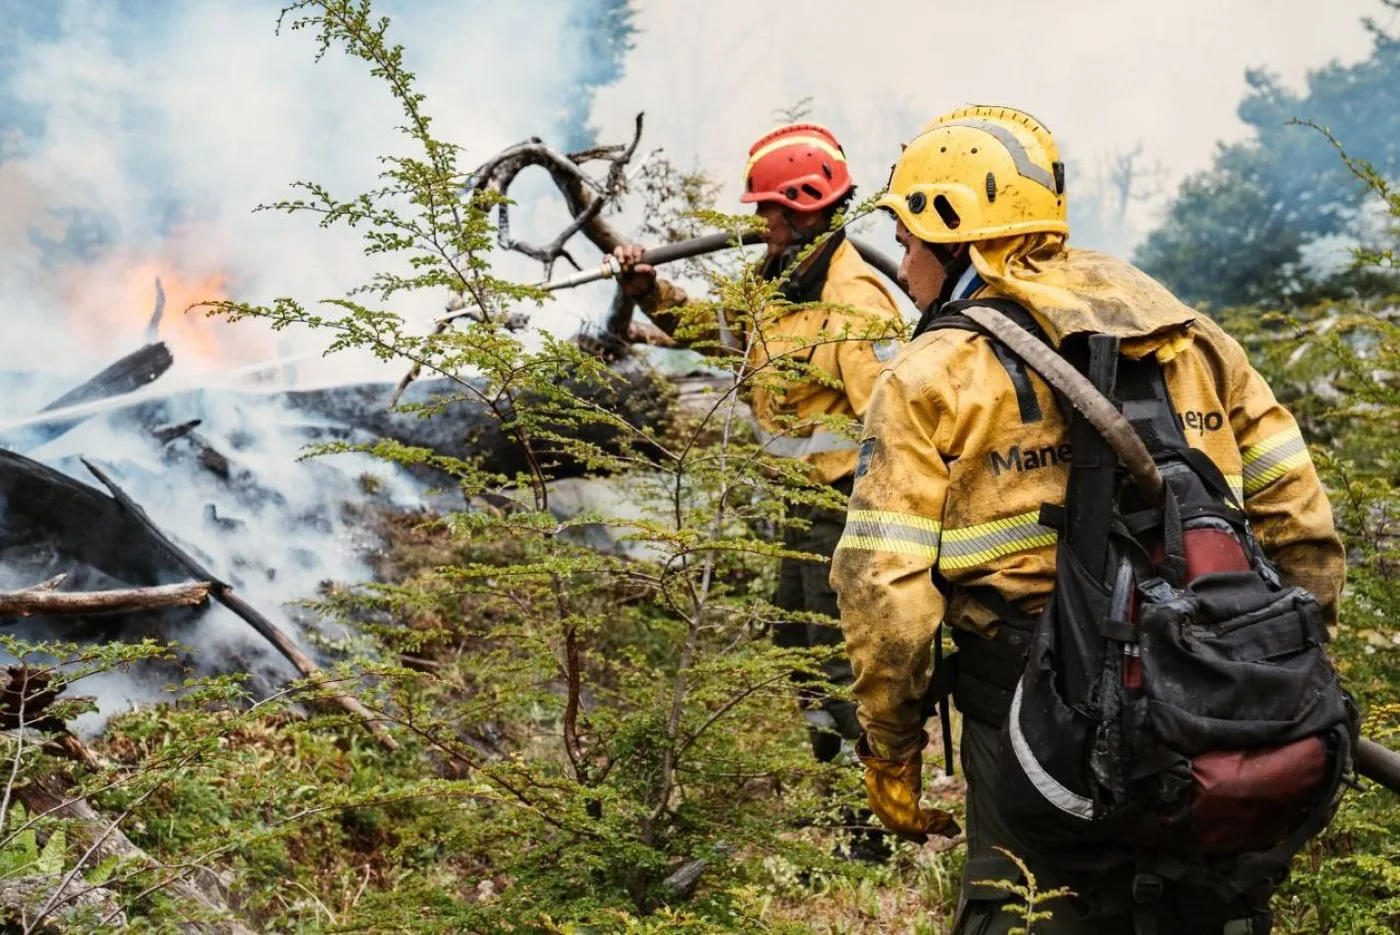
930, 241, 972, 310
779, 206, 829, 249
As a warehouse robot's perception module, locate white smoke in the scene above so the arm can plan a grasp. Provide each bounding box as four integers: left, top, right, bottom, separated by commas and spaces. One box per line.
0, 0, 606, 382
589, 0, 1382, 259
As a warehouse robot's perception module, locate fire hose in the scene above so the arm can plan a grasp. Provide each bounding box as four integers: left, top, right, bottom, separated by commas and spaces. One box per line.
1360, 738, 1400, 794
390, 230, 902, 403
530, 229, 901, 293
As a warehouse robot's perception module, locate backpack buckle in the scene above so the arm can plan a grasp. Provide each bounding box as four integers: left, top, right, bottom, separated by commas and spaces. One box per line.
1131, 873, 1164, 905
1137, 577, 1176, 604
1157, 764, 1193, 805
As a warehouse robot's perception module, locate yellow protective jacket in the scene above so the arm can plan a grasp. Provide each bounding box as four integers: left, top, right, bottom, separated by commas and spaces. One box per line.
640, 234, 906, 484
831, 234, 1345, 761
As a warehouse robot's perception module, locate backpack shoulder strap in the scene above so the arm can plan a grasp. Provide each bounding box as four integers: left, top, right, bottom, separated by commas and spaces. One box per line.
1117, 356, 1245, 511
953, 304, 1165, 505
917, 298, 1050, 424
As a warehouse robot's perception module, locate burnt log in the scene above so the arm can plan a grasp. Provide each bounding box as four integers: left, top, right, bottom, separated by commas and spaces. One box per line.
0, 667, 105, 771
4, 343, 173, 453
0, 448, 188, 588
296, 360, 675, 480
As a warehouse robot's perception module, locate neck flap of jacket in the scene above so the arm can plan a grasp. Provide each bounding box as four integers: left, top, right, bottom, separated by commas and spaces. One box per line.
969, 232, 1199, 361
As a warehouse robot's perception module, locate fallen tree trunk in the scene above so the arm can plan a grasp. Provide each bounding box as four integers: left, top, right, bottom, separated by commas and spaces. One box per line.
2, 358, 676, 489
289, 363, 675, 480
41, 343, 175, 413
16, 771, 255, 934
82, 459, 399, 752
0, 581, 211, 618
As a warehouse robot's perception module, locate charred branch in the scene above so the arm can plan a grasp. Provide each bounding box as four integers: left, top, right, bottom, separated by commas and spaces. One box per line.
0, 668, 106, 772
391, 118, 661, 406
389, 117, 648, 407
5, 343, 174, 453
145, 278, 167, 344
0, 581, 211, 618
152, 420, 202, 445
80, 459, 399, 752
40, 343, 174, 414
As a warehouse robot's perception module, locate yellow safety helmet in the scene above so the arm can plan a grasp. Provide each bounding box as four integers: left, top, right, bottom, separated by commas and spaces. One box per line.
877, 105, 1067, 244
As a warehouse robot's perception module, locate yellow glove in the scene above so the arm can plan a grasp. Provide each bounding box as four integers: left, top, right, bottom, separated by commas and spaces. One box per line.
857, 733, 961, 844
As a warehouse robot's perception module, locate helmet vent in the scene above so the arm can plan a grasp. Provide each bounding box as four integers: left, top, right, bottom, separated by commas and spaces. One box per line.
1053, 161, 1066, 195
785, 187, 800, 200
822, 162, 834, 179
986, 172, 997, 203
933, 195, 961, 230
801, 183, 824, 199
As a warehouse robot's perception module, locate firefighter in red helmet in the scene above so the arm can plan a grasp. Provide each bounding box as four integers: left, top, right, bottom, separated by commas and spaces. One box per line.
614, 125, 906, 841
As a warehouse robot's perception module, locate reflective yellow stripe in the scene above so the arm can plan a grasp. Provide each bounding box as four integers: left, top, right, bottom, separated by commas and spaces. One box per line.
846, 510, 941, 534
837, 510, 942, 561
1245, 450, 1311, 495
1241, 427, 1303, 466
938, 510, 1058, 571
1222, 474, 1244, 502
744, 135, 846, 176
1242, 427, 1310, 496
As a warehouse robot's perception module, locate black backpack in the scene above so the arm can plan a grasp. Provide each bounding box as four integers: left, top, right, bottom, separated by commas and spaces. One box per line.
921, 300, 1359, 911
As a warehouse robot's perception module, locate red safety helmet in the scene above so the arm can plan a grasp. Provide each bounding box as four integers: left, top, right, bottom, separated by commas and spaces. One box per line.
740, 123, 853, 213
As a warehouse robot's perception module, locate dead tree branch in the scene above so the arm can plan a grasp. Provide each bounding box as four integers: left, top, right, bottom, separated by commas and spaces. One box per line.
0, 669, 106, 774
469, 112, 644, 277
0, 582, 211, 619
388, 115, 647, 407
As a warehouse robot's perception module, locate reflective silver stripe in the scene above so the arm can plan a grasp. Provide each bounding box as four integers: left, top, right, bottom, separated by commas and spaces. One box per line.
1008, 681, 1095, 821
939, 119, 1058, 193
1242, 432, 1309, 495
938, 511, 1058, 570
758, 429, 859, 458
842, 513, 942, 552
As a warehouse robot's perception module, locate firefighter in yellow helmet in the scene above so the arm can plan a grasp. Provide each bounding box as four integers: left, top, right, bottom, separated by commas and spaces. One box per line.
831, 107, 1344, 932
612, 126, 906, 834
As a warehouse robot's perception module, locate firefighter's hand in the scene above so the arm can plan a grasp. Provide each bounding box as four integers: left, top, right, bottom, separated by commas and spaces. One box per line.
858, 734, 961, 844
612, 244, 657, 298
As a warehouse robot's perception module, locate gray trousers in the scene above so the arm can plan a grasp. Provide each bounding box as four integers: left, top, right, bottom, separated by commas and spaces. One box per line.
773, 481, 861, 761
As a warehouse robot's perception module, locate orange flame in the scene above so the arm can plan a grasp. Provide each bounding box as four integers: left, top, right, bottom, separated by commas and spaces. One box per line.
59, 241, 278, 373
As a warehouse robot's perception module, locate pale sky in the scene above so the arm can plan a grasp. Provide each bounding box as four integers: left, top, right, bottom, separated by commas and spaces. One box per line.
593, 0, 1386, 245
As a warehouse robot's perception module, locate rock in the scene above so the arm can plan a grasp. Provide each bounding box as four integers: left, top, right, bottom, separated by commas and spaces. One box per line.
0, 873, 127, 931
